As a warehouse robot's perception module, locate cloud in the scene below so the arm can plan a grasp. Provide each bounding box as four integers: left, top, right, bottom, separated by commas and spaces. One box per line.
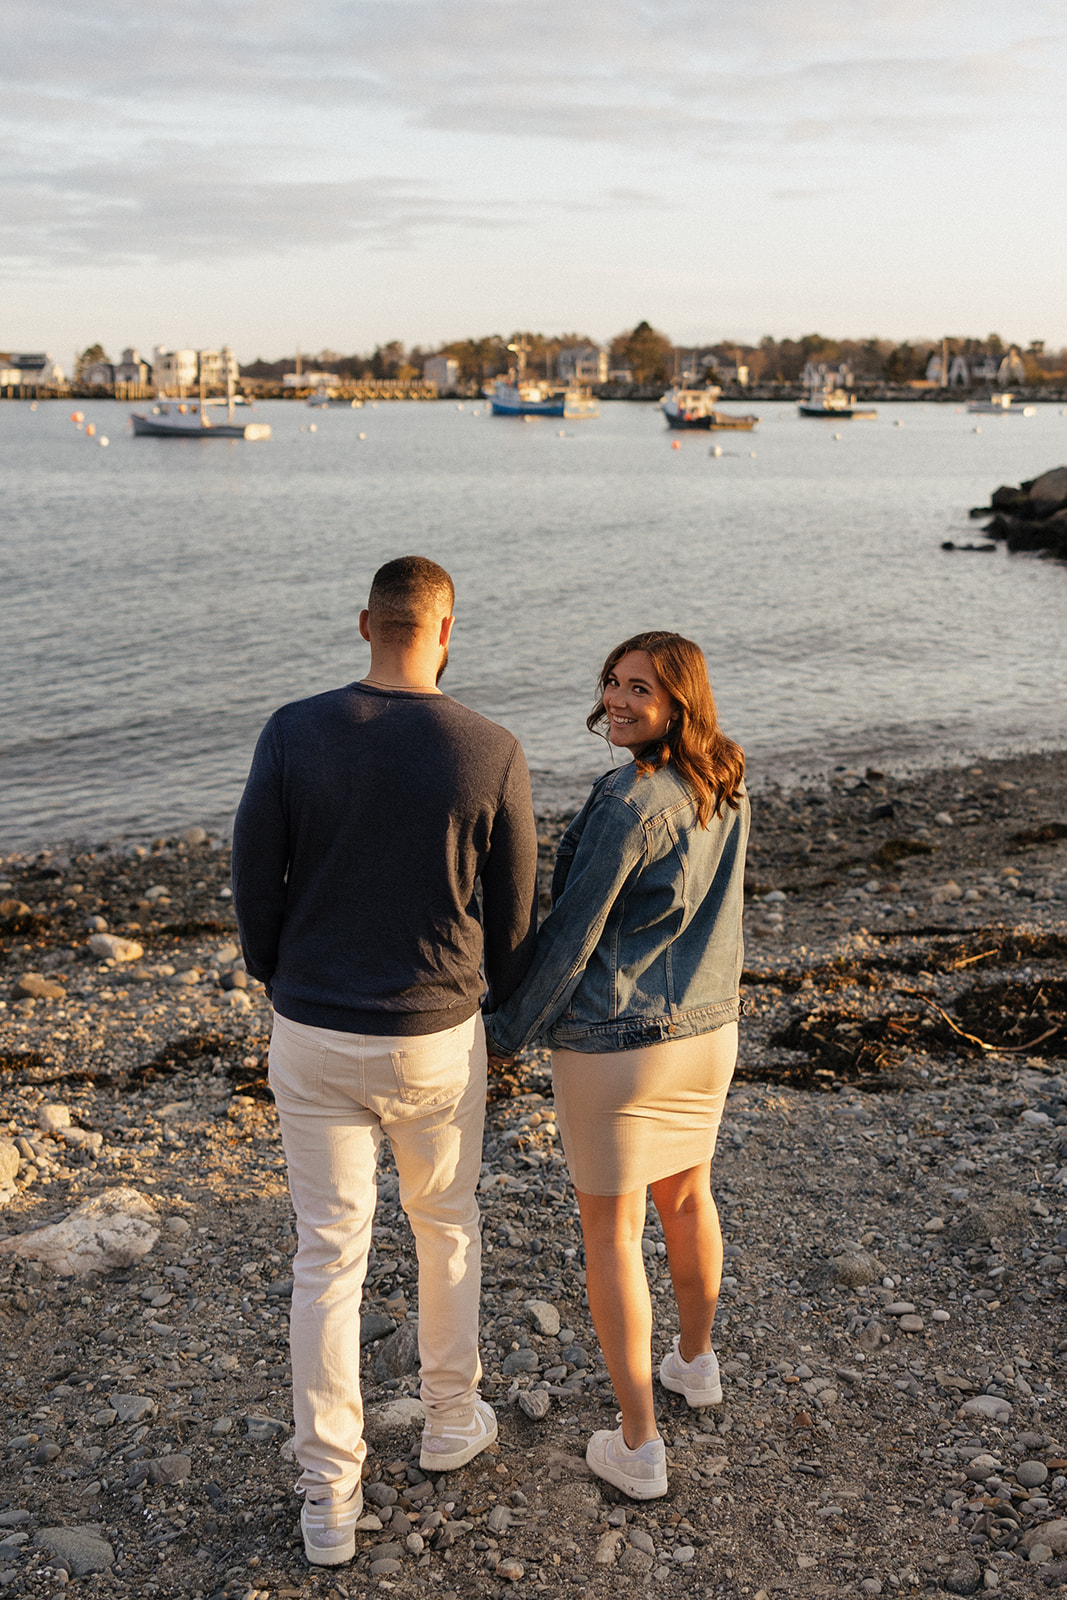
0, 150, 516, 264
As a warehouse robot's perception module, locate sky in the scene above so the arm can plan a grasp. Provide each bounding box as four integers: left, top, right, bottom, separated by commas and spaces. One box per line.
3, 0, 1066, 368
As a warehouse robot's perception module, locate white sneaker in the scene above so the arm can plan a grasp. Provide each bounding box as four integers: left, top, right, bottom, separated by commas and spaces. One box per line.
586, 1423, 668, 1500
300, 1482, 364, 1566
420, 1397, 498, 1471
658, 1336, 723, 1407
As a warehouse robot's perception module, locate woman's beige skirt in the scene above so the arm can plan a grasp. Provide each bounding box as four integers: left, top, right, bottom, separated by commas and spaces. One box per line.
551, 1022, 738, 1196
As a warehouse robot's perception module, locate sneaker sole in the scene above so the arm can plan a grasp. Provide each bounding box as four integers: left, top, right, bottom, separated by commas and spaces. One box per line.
420, 1410, 498, 1472
302, 1523, 357, 1566
585, 1444, 668, 1500
658, 1361, 723, 1408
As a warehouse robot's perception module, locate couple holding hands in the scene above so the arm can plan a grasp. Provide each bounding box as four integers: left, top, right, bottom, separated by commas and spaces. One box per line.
232, 555, 748, 1565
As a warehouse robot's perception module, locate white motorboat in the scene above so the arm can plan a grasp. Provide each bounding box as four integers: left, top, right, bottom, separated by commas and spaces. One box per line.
661, 387, 759, 430
798, 384, 859, 418
966, 393, 1035, 415
131, 347, 270, 438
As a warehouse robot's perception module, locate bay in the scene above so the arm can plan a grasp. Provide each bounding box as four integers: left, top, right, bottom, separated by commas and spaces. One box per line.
1, 396, 1065, 852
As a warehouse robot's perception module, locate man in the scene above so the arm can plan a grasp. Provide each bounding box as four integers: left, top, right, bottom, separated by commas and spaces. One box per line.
232, 556, 538, 1566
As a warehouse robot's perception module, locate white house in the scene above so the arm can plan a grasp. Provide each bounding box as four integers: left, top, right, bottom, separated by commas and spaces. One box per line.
557, 345, 607, 384
154, 347, 238, 393
423, 356, 460, 392
802, 359, 853, 391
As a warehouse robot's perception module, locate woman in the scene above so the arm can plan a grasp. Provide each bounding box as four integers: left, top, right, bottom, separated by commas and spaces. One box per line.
485, 631, 748, 1500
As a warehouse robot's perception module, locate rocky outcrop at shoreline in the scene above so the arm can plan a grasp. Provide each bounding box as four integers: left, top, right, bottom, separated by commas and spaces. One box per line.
0, 752, 1065, 1598
974, 468, 1067, 560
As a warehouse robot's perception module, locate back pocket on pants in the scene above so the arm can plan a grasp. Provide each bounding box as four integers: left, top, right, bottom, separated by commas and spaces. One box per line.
390, 1030, 468, 1108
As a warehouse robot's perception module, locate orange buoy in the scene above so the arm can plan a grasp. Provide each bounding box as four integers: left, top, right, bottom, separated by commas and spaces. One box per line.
671, 440, 680, 450
86, 422, 96, 437
71, 410, 84, 423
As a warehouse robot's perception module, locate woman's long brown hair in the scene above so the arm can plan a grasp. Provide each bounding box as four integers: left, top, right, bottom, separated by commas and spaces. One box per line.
587, 631, 745, 824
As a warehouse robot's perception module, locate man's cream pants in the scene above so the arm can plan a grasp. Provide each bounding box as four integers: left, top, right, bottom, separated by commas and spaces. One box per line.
269, 1010, 487, 1496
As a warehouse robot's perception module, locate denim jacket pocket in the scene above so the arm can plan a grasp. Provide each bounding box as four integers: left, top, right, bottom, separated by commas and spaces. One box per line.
390, 1028, 470, 1109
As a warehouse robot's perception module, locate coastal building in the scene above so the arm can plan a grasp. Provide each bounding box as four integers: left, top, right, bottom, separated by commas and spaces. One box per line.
82, 359, 115, 387
802, 359, 854, 391
423, 356, 460, 392
153, 347, 239, 394
557, 345, 608, 384
0, 352, 65, 391
114, 348, 152, 385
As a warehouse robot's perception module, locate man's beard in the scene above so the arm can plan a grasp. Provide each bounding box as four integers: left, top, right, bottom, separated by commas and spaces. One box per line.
435, 645, 449, 685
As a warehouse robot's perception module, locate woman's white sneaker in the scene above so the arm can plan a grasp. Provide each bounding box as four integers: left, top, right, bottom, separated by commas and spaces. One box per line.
586, 1424, 668, 1499
658, 1336, 723, 1406
300, 1482, 364, 1565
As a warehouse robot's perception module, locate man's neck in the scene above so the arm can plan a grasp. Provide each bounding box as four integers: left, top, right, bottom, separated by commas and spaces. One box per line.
360, 654, 442, 694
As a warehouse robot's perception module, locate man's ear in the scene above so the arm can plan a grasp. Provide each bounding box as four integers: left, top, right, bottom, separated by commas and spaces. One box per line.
439, 613, 456, 648
359, 609, 371, 642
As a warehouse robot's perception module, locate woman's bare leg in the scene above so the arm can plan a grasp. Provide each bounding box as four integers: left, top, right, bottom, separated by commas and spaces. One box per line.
650, 1162, 722, 1360
574, 1187, 658, 1447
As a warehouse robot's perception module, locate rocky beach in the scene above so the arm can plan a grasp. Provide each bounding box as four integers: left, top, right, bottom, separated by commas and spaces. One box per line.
0, 750, 1065, 1600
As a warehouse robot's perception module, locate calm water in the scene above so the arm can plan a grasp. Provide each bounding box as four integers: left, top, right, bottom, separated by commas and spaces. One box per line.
2, 397, 1066, 851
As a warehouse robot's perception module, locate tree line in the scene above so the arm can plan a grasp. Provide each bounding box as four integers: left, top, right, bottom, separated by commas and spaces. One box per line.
73, 327, 1066, 388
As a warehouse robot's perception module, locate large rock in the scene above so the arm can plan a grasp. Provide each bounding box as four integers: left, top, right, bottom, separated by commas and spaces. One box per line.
0, 1187, 160, 1276
1028, 466, 1067, 517
373, 1320, 420, 1381
35, 1527, 114, 1576
1020, 1518, 1067, 1557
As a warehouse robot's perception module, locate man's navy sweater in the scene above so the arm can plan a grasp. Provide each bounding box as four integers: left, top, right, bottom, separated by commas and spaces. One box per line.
232, 682, 539, 1035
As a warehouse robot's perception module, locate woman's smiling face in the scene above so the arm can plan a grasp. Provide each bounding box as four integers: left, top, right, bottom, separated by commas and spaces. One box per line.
602, 649, 676, 752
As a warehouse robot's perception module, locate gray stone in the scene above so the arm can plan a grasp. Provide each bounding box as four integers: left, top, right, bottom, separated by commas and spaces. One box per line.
563, 1345, 590, 1368
369, 1558, 403, 1576
37, 1103, 71, 1133
899, 1315, 925, 1333
503, 1348, 540, 1375
517, 1388, 551, 1421
266, 1277, 294, 1299
36, 1527, 114, 1577
1017, 1460, 1048, 1488
374, 1319, 421, 1381
364, 1482, 398, 1509
524, 1298, 561, 1336
34, 1441, 61, 1464
372, 1541, 406, 1562
147, 1454, 192, 1485
111, 1394, 156, 1424
84, 915, 108, 933
674, 1545, 696, 1562
487, 1505, 513, 1533
1020, 1518, 1067, 1557
1028, 466, 1067, 517
243, 1414, 288, 1441
960, 1395, 1012, 1424
942, 1555, 981, 1596
12, 973, 66, 1001
594, 1529, 624, 1565
628, 1528, 655, 1556
619, 1546, 654, 1575
88, 933, 143, 963
63, 1127, 103, 1156
0, 1513, 30, 1528
181, 826, 208, 846
885, 1302, 916, 1316
221, 968, 249, 990
824, 1250, 881, 1288
360, 1311, 394, 1345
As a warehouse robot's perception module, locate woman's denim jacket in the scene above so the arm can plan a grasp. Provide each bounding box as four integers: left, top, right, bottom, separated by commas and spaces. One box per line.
485, 759, 749, 1056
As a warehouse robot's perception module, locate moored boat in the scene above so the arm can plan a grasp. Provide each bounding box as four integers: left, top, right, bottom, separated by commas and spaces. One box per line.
131, 347, 270, 439
966, 393, 1035, 415
798, 384, 859, 418
131, 399, 270, 439
490, 337, 598, 418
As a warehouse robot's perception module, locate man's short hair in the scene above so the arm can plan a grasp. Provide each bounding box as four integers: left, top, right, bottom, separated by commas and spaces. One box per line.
368, 556, 455, 643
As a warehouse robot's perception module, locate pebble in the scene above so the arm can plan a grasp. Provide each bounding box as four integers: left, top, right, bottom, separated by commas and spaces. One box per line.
87, 933, 144, 962
898, 1314, 924, 1333
243, 1415, 288, 1441
111, 1395, 157, 1424
147, 1454, 192, 1484
1017, 1460, 1048, 1488
517, 1388, 551, 1420
502, 1348, 540, 1374
37, 1103, 71, 1133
